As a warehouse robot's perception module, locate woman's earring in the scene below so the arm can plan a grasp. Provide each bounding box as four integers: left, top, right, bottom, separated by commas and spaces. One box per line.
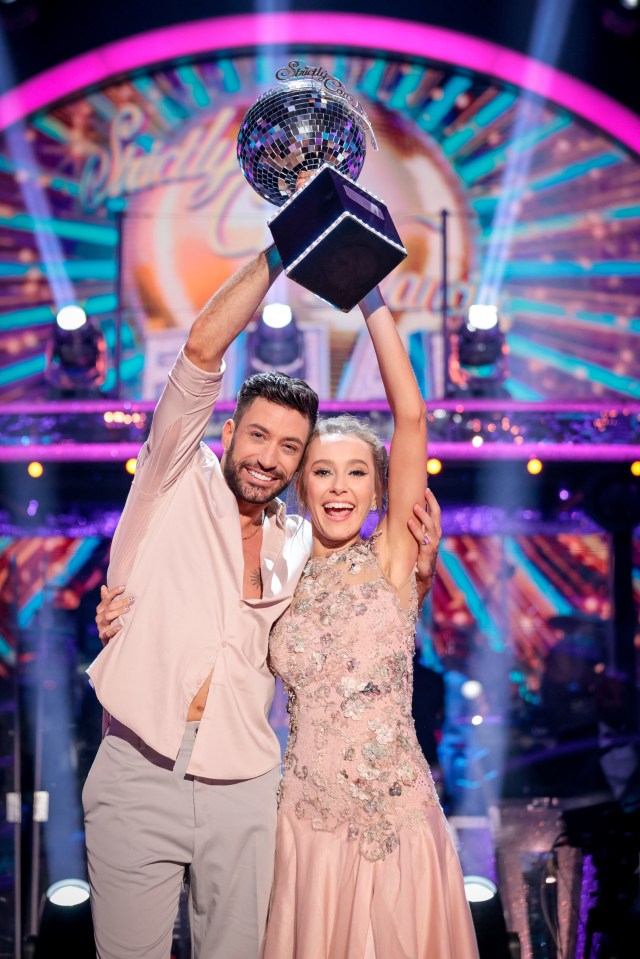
369, 502, 377, 513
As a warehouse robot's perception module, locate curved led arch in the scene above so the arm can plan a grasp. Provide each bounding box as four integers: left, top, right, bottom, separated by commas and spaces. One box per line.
0, 13, 638, 153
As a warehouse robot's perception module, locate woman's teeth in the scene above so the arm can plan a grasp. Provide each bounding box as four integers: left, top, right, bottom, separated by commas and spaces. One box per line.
323, 502, 354, 518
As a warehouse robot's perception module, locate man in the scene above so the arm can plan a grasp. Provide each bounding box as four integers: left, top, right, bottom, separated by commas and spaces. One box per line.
86, 242, 440, 959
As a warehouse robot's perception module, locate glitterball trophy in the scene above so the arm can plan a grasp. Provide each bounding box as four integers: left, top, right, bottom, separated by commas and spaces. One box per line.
237, 61, 407, 313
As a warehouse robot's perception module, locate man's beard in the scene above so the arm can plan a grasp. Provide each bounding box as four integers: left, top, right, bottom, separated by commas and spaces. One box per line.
222, 444, 290, 506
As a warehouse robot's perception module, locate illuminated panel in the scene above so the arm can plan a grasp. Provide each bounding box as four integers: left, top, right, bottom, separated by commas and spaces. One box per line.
0, 14, 638, 151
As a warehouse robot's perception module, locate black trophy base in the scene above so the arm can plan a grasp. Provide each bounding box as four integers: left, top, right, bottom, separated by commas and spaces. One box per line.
268, 165, 407, 312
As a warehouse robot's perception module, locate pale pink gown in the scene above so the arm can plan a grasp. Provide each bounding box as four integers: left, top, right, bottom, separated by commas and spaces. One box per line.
262, 538, 479, 959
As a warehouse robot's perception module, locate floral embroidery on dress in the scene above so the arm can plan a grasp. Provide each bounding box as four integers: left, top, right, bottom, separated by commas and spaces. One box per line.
269, 537, 439, 863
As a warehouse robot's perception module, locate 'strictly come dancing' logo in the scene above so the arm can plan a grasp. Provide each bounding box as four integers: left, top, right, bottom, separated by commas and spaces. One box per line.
78, 104, 239, 211
274, 60, 377, 148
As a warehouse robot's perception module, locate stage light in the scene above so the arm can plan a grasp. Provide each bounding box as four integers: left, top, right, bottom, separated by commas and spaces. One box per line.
559, 488, 570, 500
262, 302, 293, 329
45, 307, 107, 397
125, 458, 137, 475
464, 875, 497, 903
471, 435, 484, 448
471, 714, 483, 726
462, 680, 483, 700
34, 879, 95, 959
464, 875, 514, 959
458, 325, 503, 369
427, 457, 442, 475
56, 305, 87, 331
467, 304, 499, 331
631, 461, 640, 477
28, 461, 44, 478
448, 307, 509, 399
46, 879, 90, 906
527, 458, 543, 475
247, 304, 305, 377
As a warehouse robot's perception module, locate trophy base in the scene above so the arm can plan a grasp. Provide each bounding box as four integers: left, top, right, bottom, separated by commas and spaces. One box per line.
268, 166, 407, 312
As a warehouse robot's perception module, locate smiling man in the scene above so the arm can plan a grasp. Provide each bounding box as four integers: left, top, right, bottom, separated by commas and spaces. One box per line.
83, 242, 440, 959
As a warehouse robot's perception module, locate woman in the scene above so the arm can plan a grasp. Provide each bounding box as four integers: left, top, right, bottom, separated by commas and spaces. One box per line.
261, 287, 479, 959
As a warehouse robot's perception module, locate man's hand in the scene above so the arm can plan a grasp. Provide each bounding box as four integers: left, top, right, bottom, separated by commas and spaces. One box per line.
409, 488, 442, 609
95, 585, 134, 646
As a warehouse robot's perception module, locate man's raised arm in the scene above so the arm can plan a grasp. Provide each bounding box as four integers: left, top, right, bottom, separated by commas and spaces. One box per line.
186, 244, 283, 371
106, 243, 284, 591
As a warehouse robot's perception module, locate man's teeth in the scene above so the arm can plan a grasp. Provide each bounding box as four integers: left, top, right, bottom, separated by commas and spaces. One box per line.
247, 468, 272, 482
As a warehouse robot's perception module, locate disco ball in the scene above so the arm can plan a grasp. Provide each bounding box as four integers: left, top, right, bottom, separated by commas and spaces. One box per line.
237, 79, 368, 206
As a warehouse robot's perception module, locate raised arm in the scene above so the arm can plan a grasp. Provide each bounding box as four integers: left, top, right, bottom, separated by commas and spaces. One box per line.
108, 244, 284, 588
359, 287, 427, 586
186, 244, 283, 371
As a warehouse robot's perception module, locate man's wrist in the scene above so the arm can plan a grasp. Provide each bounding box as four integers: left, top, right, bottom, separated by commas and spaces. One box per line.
263, 243, 283, 279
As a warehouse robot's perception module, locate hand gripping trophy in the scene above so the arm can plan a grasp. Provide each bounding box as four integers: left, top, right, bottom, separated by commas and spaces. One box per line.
237, 61, 407, 312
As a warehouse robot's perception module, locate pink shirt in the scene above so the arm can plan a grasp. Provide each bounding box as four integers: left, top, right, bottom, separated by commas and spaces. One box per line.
87, 348, 311, 780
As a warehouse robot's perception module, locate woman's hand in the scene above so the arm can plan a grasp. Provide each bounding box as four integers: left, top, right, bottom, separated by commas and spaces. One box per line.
95, 584, 134, 646
409, 488, 442, 608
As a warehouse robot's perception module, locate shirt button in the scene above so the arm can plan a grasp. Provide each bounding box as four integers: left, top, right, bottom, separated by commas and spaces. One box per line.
221, 641, 228, 648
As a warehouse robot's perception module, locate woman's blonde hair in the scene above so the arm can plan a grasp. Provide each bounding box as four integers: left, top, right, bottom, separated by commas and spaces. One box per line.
296, 415, 388, 517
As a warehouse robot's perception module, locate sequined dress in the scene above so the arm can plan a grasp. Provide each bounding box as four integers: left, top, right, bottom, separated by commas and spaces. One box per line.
262, 537, 479, 959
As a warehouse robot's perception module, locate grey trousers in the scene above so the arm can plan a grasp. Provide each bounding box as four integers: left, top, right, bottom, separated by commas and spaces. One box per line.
82, 721, 279, 959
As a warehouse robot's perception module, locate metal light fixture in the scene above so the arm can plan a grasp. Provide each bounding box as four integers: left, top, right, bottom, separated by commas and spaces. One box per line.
247, 303, 305, 378
45, 306, 107, 397
33, 879, 95, 958
447, 304, 510, 399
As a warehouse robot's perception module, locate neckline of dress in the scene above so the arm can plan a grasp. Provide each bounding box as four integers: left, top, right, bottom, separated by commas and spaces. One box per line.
308, 537, 371, 564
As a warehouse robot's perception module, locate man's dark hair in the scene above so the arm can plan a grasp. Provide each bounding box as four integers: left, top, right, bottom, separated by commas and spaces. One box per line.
234, 371, 319, 432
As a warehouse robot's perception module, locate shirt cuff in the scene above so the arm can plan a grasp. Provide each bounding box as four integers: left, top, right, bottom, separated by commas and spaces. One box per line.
171, 346, 226, 397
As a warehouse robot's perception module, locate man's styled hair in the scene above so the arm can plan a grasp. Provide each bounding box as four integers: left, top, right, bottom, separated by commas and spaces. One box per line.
234, 371, 319, 432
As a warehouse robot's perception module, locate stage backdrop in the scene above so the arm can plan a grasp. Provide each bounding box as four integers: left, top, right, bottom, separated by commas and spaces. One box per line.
1, 31, 639, 402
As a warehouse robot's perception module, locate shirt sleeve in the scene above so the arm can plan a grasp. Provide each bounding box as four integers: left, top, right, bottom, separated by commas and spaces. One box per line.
107, 347, 225, 587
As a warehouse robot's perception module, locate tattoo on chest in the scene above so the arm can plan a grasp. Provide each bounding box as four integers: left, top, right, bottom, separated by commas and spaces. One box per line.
250, 567, 262, 589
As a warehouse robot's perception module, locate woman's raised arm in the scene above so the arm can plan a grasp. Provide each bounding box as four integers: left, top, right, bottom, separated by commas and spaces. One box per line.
359, 287, 427, 586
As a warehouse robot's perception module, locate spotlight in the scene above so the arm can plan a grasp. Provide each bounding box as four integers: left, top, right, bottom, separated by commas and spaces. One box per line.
247, 303, 305, 377
467, 304, 499, 331
448, 306, 509, 398
462, 680, 483, 700
463, 875, 516, 959
46, 879, 90, 906
464, 875, 498, 902
45, 305, 107, 396
527, 458, 543, 475
34, 879, 95, 959
27, 461, 44, 479
56, 305, 88, 331
262, 302, 293, 329
427, 458, 442, 475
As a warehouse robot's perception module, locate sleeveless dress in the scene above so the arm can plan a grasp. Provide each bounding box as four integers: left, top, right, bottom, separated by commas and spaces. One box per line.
262, 537, 479, 959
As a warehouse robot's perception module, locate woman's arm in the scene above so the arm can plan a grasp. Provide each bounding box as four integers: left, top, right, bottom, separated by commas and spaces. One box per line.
359, 287, 427, 586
